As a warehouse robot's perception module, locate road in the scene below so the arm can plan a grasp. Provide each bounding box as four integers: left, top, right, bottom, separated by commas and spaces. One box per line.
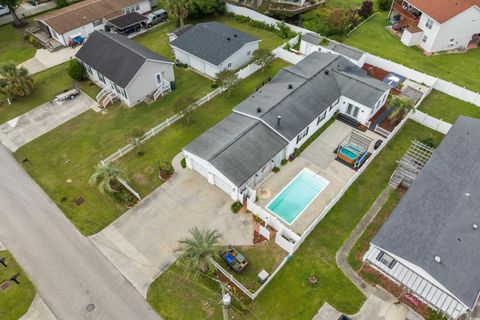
0, 144, 161, 320
0, 2, 57, 26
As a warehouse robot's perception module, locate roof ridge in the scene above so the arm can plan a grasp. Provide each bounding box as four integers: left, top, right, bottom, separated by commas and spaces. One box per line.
98, 31, 151, 61
41, 0, 106, 20
333, 69, 385, 93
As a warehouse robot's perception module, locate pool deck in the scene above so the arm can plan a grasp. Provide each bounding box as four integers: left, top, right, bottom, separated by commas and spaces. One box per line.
256, 121, 382, 235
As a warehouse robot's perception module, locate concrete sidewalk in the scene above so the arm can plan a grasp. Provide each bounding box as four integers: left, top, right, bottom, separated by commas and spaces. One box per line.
19, 47, 80, 74
20, 294, 57, 320
0, 92, 97, 151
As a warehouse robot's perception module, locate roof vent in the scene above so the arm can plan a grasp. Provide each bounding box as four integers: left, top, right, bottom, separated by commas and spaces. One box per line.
288, 84, 293, 89
324, 69, 329, 75
473, 224, 478, 230
466, 192, 470, 197
276, 115, 282, 127
434, 256, 441, 264
257, 107, 262, 113
227, 37, 231, 41
234, 33, 238, 37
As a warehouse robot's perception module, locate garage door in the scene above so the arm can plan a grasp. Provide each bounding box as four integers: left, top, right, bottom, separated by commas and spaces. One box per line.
190, 56, 205, 74
213, 175, 234, 194
191, 159, 208, 179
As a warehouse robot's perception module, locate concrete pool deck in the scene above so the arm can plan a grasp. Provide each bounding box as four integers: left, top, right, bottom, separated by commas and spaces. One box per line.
256, 121, 382, 234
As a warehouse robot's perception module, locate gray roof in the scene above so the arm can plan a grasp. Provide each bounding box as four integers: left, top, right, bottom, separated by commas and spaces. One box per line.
107, 12, 147, 29
372, 116, 480, 309
302, 33, 365, 61
170, 22, 259, 66
234, 52, 390, 140
75, 31, 170, 88
184, 113, 287, 187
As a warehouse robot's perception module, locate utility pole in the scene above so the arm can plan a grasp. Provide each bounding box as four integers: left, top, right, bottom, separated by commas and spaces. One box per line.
221, 283, 231, 320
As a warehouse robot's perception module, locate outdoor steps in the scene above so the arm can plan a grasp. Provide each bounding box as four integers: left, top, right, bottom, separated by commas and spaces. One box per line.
336, 113, 361, 129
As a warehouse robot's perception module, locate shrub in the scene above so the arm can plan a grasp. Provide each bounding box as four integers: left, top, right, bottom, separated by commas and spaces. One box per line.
159, 161, 175, 180
67, 60, 85, 81
180, 158, 187, 168
231, 201, 243, 213
281, 159, 288, 166
273, 167, 280, 173
377, 0, 393, 11
358, 0, 374, 19
54, 0, 69, 7
277, 21, 295, 39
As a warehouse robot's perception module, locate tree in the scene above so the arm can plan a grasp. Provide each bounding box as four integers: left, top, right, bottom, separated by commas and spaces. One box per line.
168, 0, 193, 27
251, 48, 275, 72
177, 227, 221, 273
0, 0, 25, 27
54, 0, 69, 8
378, 0, 393, 11
89, 164, 128, 194
325, 8, 351, 36
67, 60, 85, 81
358, 0, 374, 19
0, 63, 34, 104
215, 69, 239, 96
192, 0, 224, 16
387, 96, 414, 122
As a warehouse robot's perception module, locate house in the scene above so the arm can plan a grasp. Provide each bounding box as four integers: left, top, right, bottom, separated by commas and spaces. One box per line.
76, 31, 174, 108
170, 22, 261, 78
183, 52, 390, 200
34, 0, 153, 47
388, 0, 480, 53
300, 33, 366, 67
364, 116, 480, 319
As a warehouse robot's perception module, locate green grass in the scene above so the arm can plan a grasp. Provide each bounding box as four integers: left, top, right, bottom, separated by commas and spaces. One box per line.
134, 21, 177, 60
325, 0, 365, 8
0, 63, 73, 124
343, 12, 480, 92
14, 67, 212, 235
0, 250, 36, 320
117, 60, 289, 197
147, 120, 444, 319
0, 21, 36, 66
418, 90, 480, 124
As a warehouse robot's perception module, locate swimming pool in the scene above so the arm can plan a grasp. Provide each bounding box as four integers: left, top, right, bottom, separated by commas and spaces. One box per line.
267, 168, 329, 225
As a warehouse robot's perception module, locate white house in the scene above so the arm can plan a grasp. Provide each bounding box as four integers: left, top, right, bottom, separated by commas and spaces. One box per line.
183, 52, 390, 200
365, 116, 480, 319
170, 22, 261, 78
35, 0, 153, 47
76, 31, 174, 108
389, 0, 480, 53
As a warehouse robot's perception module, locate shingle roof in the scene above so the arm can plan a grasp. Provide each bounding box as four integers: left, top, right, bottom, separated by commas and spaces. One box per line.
75, 31, 170, 88
406, 0, 480, 23
302, 33, 365, 61
170, 22, 259, 66
184, 113, 288, 187
36, 0, 140, 34
372, 116, 480, 309
234, 52, 390, 140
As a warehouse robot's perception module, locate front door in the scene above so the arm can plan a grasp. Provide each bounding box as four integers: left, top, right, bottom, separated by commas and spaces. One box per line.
346, 103, 360, 119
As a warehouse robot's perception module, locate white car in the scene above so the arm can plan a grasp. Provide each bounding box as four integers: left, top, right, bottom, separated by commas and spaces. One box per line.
0, 5, 10, 16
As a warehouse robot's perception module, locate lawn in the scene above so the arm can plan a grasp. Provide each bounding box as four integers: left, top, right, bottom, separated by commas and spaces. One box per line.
0, 20, 36, 66
116, 60, 289, 197
418, 90, 480, 124
14, 67, 212, 235
0, 250, 36, 320
147, 120, 444, 319
0, 63, 73, 124
343, 12, 480, 92
134, 21, 177, 59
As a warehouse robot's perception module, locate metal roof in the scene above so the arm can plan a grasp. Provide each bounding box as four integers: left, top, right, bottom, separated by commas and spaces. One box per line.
107, 12, 146, 29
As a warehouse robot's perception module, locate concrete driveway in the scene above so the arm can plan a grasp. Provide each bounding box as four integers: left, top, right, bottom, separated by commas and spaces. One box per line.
0, 92, 97, 151
20, 47, 81, 74
91, 156, 253, 297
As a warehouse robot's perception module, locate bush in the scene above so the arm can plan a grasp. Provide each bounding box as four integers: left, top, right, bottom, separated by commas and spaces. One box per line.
159, 161, 174, 179
277, 21, 295, 39
227, 13, 294, 39
358, 0, 374, 19
180, 158, 187, 168
273, 167, 280, 173
67, 60, 85, 81
377, 0, 393, 11
231, 201, 243, 213
54, 0, 69, 7
281, 159, 288, 166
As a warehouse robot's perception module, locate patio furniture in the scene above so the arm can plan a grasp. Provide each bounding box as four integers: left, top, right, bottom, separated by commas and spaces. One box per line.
220, 247, 248, 273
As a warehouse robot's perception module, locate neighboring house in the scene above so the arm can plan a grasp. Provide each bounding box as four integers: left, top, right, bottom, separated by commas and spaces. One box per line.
364, 116, 480, 319
300, 33, 367, 67
76, 31, 174, 108
35, 0, 153, 47
183, 52, 390, 200
389, 0, 480, 53
170, 22, 261, 78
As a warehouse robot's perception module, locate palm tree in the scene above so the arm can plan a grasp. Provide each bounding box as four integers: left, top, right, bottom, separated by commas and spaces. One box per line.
387, 96, 414, 123
178, 227, 221, 273
0, 64, 34, 104
168, 0, 192, 27
89, 164, 128, 194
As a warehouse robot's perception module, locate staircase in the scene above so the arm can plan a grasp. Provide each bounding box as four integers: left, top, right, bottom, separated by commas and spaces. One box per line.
96, 87, 118, 108
336, 113, 361, 128
153, 82, 172, 101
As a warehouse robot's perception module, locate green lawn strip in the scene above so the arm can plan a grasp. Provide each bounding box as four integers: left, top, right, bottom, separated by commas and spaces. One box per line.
417, 90, 480, 124
147, 121, 444, 319
325, 0, 365, 8
343, 12, 480, 92
0, 250, 36, 320
14, 67, 212, 235
118, 60, 289, 197
134, 20, 177, 59
213, 242, 288, 292
0, 63, 73, 124
0, 20, 36, 66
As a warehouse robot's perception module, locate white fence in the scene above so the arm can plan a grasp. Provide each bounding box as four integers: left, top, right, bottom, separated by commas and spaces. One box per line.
434, 79, 480, 107
409, 110, 452, 134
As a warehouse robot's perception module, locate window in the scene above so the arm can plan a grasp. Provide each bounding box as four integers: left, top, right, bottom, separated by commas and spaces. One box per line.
346, 103, 359, 118
317, 111, 326, 125
97, 72, 105, 83
121, 88, 128, 99
227, 63, 232, 68
156, 73, 162, 85
376, 251, 397, 269
247, 50, 251, 56
85, 64, 92, 74
92, 19, 102, 27
135, 4, 140, 10
296, 127, 309, 144
425, 18, 434, 29
422, 35, 428, 43
123, 5, 138, 14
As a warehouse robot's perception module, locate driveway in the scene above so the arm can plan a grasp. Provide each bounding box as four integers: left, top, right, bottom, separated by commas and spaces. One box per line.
0, 92, 97, 151
91, 155, 254, 297
20, 47, 81, 74
0, 144, 161, 319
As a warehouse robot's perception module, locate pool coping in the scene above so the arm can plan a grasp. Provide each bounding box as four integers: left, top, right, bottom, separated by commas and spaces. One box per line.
266, 167, 330, 226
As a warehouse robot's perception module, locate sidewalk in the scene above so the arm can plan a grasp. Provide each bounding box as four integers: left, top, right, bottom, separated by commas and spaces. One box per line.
20, 294, 57, 320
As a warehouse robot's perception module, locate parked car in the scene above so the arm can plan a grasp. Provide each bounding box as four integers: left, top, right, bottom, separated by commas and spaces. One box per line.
143, 9, 167, 28
0, 5, 10, 16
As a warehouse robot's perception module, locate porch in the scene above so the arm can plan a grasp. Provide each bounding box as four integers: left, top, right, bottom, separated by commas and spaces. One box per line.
389, 0, 421, 32
25, 26, 63, 52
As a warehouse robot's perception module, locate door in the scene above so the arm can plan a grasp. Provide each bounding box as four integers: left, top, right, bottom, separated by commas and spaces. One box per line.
191, 159, 208, 179
190, 56, 205, 74
213, 175, 233, 194
346, 103, 360, 119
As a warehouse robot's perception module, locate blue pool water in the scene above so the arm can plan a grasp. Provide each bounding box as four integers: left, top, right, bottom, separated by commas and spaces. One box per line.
267, 169, 329, 225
